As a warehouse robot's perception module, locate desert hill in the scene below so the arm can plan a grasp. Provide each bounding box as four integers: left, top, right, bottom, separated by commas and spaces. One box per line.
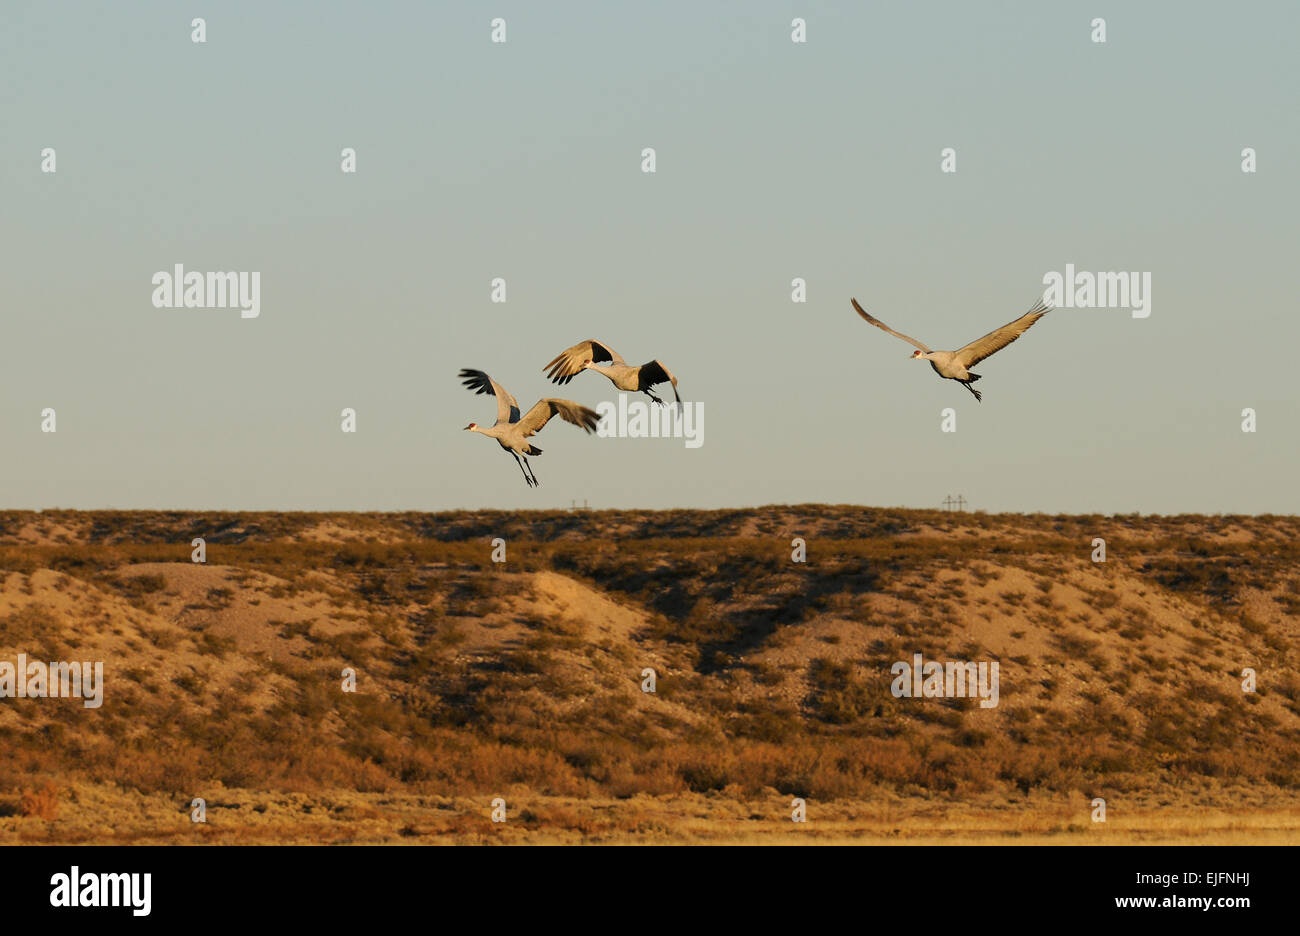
1, 506, 1297, 843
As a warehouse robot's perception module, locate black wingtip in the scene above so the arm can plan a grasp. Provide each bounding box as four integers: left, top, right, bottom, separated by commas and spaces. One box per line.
458, 368, 494, 396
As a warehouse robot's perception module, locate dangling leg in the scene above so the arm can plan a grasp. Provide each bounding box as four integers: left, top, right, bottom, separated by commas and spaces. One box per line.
511, 451, 534, 487
960, 380, 982, 403
522, 455, 540, 486
644, 390, 665, 406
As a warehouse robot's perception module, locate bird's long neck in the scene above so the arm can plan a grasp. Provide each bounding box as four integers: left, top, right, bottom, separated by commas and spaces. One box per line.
588, 363, 617, 377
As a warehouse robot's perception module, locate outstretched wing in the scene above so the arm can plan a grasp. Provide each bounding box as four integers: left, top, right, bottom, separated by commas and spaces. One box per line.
543, 339, 624, 385
638, 359, 681, 404
850, 299, 932, 353
517, 398, 601, 437
953, 298, 1052, 367
459, 368, 521, 425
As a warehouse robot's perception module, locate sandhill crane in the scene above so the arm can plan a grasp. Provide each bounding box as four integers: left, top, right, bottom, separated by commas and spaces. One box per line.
850, 297, 1052, 402
543, 339, 681, 406
459, 368, 600, 487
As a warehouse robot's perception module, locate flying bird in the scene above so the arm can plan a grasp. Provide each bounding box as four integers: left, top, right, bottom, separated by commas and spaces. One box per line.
850, 297, 1052, 402
543, 339, 681, 406
459, 368, 600, 487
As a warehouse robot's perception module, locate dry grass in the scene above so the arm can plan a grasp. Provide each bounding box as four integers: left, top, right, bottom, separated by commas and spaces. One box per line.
1, 506, 1297, 843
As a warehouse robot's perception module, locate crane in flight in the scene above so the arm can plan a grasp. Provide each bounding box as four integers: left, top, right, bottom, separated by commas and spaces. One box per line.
850, 297, 1052, 402
542, 339, 681, 407
459, 368, 600, 487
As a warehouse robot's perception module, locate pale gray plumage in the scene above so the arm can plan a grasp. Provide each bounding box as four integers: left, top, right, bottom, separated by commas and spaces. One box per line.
543, 339, 681, 406
850, 297, 1052, 402
459, 368, 599, 487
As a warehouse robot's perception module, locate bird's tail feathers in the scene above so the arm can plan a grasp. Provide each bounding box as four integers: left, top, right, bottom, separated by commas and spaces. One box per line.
526, 444, 543, 456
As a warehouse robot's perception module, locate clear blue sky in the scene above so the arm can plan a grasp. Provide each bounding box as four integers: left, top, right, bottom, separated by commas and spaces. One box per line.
3, 1, 1297, 513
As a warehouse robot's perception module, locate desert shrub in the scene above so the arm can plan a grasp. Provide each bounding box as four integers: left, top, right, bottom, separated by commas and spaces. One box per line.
20, 782, 60, 820
808, 658, 874, 724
